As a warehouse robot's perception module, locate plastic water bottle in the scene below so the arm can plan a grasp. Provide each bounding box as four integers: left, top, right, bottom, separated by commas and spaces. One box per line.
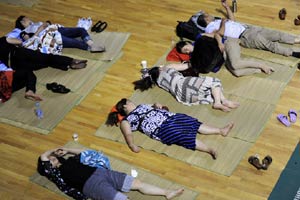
232, 0, 237, 13
34, 102, 44, 119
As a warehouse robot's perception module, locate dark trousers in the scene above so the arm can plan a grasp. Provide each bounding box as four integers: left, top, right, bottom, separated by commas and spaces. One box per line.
12, 70, 36, 93
10, 47, 73, 71
58, 27, 90, 50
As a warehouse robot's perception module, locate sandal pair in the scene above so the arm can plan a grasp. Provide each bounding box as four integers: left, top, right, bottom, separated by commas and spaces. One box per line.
248, 155, 272, 170
277, 109, 298, 127
46, 82, 70, 94
91, 21, 108, 33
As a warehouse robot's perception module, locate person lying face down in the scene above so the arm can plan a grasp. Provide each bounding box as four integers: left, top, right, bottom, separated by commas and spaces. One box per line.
106, 98, 235, 159
38, 147, 184, 200
133, 63, 240, 112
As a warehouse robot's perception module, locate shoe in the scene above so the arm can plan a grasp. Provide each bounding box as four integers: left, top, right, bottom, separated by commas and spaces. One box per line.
70, 62, 87, 69
46, 82, 70, 94
288, 109, 297, 123
279, 8, 287, 20
294, 18, 300, 25
248, 155, 263, 170
261, 155, 272, 170
91, 21, 102, 32
277, 114, 291, 127
95, 21, 107, 33
90, 44, 105, 53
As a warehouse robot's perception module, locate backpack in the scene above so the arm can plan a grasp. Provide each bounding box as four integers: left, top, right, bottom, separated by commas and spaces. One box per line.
175, 10, 221, 41
175, 21, 202, 41
175, 10, 205, 41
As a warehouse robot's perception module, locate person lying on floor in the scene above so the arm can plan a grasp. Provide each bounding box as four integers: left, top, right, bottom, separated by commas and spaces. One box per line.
133, 63, 240, 112
106, 98, 235, 159
38, 147, 184, 200
198, 0, 300, 58
0, 36, 87, 101
13, 15, 105, 53
176, 36, 275, 77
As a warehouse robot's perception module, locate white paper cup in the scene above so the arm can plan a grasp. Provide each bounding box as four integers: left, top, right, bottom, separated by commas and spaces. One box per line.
72, 133, 79, 141
141, 60, 147, 69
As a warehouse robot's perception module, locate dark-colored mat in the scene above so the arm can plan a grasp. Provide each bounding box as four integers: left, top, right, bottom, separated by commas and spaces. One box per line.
268, 142, 300, 200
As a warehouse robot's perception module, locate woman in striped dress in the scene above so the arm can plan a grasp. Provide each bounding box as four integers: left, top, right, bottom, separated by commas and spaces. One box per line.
106, 98, 234, 159
133, 63, 239, 112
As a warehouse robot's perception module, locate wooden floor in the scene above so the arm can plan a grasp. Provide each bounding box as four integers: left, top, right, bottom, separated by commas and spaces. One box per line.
0, 0, 300, 199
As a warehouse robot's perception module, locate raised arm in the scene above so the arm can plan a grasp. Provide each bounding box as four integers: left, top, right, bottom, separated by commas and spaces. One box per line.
164, 63, 189, 71
40, 147, 85, 161
120, 120, 141, 153
216, 18, 227, 37
221, 0, 235, 21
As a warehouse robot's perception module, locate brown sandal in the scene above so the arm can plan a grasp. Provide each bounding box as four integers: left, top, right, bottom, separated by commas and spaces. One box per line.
278, 8, 287, 20
261, 155, 272, 170
248, 155, 263, 170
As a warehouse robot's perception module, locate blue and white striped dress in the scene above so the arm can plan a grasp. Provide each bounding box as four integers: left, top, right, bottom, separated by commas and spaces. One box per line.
124, 104, 202, 150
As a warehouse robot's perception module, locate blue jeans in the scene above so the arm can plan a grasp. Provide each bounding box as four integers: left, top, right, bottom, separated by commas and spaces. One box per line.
58, 27, 91, 50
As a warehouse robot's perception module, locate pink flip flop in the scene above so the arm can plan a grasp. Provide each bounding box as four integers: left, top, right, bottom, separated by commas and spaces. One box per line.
288, 109, 298, 123
277, 114, 291, 127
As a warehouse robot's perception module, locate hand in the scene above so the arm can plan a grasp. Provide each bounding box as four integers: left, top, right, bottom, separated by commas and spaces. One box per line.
130, 145, 141, 153
221, 0, 229, 8
153, 103, 163, 109
54, 148, 67, 157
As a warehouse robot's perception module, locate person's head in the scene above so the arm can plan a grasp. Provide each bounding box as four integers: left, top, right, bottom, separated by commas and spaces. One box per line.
133, 67, 160, 92
15, 16, 32, 30
197, 12, 214, 28
106, 98, 136, 126
176, 41, 193, 54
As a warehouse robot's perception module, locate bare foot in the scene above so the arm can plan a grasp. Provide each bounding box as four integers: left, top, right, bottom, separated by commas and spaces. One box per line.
261, 66, 274, 74
220, 122, 234, 137
209, 149, 217, 160
25, 91, 43, 101
166, 188, 184, 200
222, 99, 240, 109
213, 103, 231, 112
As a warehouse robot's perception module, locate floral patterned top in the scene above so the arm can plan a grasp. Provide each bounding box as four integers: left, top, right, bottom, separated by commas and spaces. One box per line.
38, 156, 88, 200
124, 104, 175, 140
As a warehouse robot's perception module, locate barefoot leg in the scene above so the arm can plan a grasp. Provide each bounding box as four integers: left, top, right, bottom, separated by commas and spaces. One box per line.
195, 139, 217, 159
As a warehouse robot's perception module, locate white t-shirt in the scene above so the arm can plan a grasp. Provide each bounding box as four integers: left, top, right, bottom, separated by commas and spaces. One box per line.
205, 19, 246, 38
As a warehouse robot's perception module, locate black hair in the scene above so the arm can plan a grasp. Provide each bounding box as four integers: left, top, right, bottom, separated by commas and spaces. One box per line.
15, 15, 26, 30
133, 67, 160, 91
197, 15, 208, 28
105, 98, 127, 126
175, 40, 192, 53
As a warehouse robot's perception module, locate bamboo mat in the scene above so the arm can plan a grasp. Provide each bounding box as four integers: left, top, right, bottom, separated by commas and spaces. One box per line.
63, 32, 130, 61
0, 84, 81, 134
0, 32, 129, 134
0, 0, 39, 7
30, 141, 199, 200
95, 46, 298, 176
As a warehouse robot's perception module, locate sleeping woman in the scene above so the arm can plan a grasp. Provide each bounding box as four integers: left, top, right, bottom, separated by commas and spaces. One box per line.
133, 63, 239, 112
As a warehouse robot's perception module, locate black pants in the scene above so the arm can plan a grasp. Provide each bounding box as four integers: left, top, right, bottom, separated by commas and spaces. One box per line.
10, 47, 73, 71
12, 70, 36, 93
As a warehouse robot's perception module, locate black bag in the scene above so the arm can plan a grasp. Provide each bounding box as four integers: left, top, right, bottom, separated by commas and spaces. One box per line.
175, 21, 202, 41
